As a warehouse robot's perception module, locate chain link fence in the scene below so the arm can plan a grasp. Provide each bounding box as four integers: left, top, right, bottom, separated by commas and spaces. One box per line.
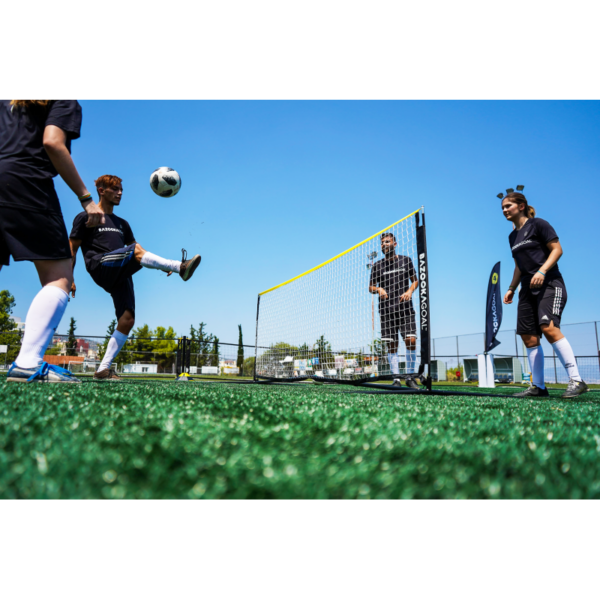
1, 320, 599, 383
0, 332, 254, 377
432, 321, 600, 384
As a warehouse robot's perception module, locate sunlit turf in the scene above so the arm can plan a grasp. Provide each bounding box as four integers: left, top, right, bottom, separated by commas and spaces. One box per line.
1, 378, 599, 499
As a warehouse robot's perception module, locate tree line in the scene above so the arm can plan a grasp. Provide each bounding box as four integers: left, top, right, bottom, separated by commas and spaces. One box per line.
1, 288, 247, 373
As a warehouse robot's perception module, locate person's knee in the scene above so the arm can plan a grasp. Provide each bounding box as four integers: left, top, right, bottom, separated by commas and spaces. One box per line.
405, 336, 416, 350
134, 243, 146, 262
521, 334, 540, 348
540, 321, 562, 343
118, 310, 135, 334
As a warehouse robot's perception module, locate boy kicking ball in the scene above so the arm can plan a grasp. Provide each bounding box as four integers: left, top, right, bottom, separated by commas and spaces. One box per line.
69, 174, 200, 380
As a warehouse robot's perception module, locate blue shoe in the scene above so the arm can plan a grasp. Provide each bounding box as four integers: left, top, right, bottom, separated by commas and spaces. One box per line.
7, 362, 82, 384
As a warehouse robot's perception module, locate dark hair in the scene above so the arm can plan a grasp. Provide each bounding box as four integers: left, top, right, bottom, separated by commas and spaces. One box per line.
502, 192, 536, 218
381, 232, 396, 242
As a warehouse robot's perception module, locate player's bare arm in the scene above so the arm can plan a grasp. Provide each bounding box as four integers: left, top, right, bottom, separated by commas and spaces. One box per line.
399, 274, 419, 302
504, 259, 522, 305
43, 125, 104, 228
369, 285, 388, 299
69, 238, 82, 298
530, 239, 562, 289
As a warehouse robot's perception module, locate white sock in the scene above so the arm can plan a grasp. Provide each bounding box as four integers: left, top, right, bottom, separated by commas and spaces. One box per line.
99, 330, 128, 371
526, 345, 545, 389
140, 251, 180, 274
15, 286, 69, 369
552, 338, 582, 382
388, 352, 399, 375
406, 350, 416, 373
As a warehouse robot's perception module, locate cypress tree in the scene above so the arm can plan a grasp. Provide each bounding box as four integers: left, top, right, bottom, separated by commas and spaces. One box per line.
236, 324, 244, 372
66, 317, 77, 357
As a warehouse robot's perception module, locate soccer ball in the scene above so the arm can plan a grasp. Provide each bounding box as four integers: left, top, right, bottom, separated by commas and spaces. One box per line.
150, 167, 181, 197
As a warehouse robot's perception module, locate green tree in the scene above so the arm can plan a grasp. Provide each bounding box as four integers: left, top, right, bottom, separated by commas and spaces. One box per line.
97, 319, 117, 361
66, 317, 77, 356
196, 322, 213, 368
130, 324, 154, 364
154, 326, 178, 371
243, 355, 255, 377
236, 324, 244, 371
0, 290, 21, 363
314, 335, 334, 369
211, 336, 220, 368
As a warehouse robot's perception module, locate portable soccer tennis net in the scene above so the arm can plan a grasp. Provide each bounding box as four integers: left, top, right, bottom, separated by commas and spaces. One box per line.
254, 207, 431, 389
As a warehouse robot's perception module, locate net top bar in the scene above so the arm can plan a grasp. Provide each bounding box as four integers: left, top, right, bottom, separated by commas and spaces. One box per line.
259, 207, 421, 296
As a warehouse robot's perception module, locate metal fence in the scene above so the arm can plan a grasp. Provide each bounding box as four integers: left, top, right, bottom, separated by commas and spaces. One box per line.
0, 332, 254, 376
432, 321, 600, 384
1, 320, 599, 383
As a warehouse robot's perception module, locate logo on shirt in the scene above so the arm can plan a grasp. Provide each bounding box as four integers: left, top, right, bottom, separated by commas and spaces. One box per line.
511, 239, 532, 251
541, 315, 549, 321
97, 227, 124, 236
383, 269, 405, 275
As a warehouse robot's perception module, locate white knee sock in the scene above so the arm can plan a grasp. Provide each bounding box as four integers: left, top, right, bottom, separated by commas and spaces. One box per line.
552, 338, 582, 382
99, 330, 128, 371
526, 345, 545, 389
388, 353, 399, 375
15, 286, 69, 369
406, 350, 416, 373
140, 251, 180, 274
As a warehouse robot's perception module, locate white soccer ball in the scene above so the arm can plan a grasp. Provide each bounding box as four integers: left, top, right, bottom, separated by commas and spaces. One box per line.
149, 167, 181, 197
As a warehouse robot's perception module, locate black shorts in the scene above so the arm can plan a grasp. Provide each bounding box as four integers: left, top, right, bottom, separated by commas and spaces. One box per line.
380, 304, 417, 345
517, 277, 567, 336
0, 172, 71, 265
89, 244, 142, 320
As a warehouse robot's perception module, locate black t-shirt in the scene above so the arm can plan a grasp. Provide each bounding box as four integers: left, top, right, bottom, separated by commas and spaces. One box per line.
70, 212, 136, 272
369, 254, 416, 312
509, 217, 560, 280
0, 100, 82, 179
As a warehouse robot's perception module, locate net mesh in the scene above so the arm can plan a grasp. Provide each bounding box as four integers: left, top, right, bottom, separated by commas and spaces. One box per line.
255, 209, 424, 382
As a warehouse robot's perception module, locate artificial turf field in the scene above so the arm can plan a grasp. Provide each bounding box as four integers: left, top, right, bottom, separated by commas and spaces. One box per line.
1, 377, 599, 499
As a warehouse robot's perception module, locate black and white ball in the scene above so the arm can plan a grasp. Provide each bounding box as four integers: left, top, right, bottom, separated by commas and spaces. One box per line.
150, 167, 181, 197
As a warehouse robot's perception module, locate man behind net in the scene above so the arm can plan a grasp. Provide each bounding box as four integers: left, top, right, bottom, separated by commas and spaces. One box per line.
369, 232, 419, 389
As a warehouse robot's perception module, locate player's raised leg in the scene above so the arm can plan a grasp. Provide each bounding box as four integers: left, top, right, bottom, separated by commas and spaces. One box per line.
136, 243, 201, 282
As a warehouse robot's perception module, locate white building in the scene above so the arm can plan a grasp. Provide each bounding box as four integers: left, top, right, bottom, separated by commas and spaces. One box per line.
123, 363, 158, 374
12, 317, 25, 332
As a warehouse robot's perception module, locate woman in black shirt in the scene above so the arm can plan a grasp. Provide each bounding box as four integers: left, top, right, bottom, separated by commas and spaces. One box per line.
0, 100, 103, 383
502, 191, 587, 398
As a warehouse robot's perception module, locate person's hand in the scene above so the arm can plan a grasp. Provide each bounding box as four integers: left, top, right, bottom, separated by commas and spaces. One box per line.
70, 281, 76, 298
399, 291, 412, 302
82, 199, 105, 228
378, 288, 388, 300
530, 271, 545, 289
503, 289, 514, 304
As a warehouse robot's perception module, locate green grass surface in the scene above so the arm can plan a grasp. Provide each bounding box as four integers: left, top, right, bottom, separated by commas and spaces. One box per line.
1, 378, 599, 499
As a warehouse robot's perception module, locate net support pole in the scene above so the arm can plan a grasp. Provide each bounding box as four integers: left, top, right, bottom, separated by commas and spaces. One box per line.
253, 295, 261, 382
415, 207, 432, 391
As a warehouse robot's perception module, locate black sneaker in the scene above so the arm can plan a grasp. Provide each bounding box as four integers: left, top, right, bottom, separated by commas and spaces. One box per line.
392, 378, 403, 388
562, 379, 589, 399
405, 376, 420, 390
513, 385, 549, 398
179, 248, 201, 282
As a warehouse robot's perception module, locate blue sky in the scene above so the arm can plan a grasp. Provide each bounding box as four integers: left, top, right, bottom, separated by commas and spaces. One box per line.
3, 101, 599, 348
